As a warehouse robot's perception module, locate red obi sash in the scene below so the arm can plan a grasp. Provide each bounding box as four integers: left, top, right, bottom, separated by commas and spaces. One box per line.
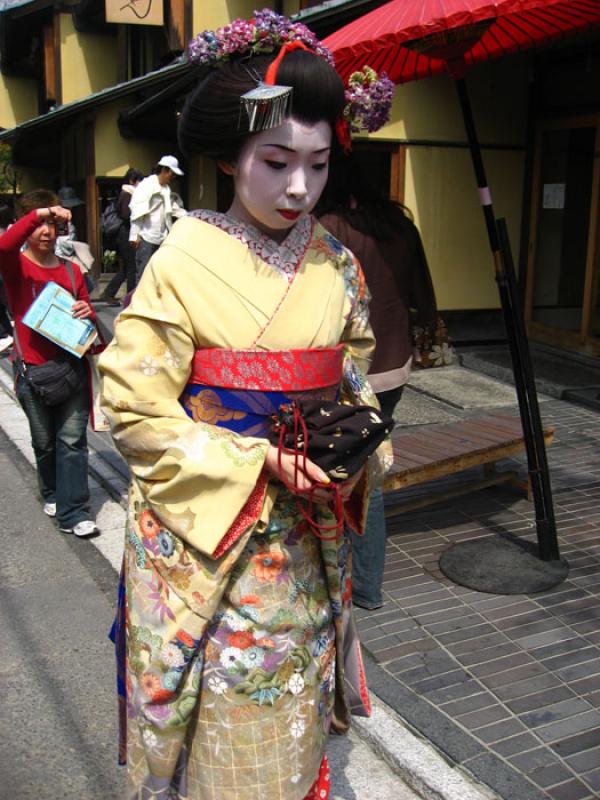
189, 345, 344, 391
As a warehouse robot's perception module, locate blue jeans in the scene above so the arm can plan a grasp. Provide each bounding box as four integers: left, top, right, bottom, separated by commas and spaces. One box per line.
351, 386, 404, 608
16, 371, 91, 529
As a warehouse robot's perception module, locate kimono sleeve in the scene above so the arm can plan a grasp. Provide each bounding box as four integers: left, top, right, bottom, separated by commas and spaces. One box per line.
338, 249, 393, 496
338, 248, 377, 408
98, 250, 269, 558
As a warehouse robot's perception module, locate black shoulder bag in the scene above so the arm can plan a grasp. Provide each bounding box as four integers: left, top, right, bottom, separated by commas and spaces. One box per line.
14, 261, 87, 406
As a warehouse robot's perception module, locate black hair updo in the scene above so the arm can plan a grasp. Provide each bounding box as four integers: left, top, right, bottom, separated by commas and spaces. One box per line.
178, 49, 345, 162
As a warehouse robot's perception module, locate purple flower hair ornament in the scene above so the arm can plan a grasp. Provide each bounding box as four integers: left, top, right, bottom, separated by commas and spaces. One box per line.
344, 66, 395, 134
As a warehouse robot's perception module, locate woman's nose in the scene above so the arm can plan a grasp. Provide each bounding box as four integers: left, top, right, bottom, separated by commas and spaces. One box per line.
287, 169, 307, 199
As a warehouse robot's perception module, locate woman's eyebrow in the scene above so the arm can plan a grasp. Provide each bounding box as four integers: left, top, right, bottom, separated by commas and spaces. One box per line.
259, 144, 331, 154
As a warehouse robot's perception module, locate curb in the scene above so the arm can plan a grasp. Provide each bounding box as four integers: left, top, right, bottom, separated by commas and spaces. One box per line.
353, 695, 500, 800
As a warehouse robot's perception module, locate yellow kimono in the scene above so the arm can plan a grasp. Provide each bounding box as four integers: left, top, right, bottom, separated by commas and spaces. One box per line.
99, 211, 385, 800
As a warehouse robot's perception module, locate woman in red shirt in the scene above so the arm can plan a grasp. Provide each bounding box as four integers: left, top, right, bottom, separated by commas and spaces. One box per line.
0, 189, 98, 537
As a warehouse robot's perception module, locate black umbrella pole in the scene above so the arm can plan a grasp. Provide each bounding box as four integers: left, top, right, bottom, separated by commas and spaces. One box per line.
491, 241, 558, 559
497, 219, 560, 560
454, 76, 560, 561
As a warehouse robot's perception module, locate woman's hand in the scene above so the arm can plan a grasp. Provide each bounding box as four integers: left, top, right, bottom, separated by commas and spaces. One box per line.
338, 465, 365, 502
37, 205, 72, 224
71, 300, 93, 319
264, 445, 332, 503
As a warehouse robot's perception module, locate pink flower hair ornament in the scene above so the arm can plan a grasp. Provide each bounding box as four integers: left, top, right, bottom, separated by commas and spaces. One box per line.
187, 10, 395, 149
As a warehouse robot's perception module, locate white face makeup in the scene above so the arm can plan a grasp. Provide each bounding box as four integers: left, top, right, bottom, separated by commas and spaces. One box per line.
227, 117, 332, 242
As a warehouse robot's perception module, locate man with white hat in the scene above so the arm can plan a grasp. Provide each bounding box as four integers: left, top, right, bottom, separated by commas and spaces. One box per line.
129, 155, 187, 284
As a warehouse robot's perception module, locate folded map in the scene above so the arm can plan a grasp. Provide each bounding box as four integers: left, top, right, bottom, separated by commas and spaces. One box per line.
22, 281, 97, 358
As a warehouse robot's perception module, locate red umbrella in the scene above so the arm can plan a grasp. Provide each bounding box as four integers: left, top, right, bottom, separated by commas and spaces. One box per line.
326, 0, 600, 83
324, 0, 600, 587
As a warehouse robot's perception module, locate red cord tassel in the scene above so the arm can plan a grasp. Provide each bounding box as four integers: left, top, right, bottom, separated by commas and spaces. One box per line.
275, 403, 344, 540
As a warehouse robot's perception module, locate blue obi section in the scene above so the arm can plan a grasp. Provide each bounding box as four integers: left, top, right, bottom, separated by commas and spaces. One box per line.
180, 383, 338, 437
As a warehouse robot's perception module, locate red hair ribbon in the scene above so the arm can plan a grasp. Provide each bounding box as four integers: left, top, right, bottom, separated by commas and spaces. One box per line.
264, 40, 312, 85
265, 40, 353, 154
335, 116, 352, 154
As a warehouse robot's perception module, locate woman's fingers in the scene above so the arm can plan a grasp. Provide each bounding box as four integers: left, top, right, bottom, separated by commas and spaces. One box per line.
264, 446, 332, 496
49, 205, 72, 222
302, 457, 331, 486
71, 300, 92, 319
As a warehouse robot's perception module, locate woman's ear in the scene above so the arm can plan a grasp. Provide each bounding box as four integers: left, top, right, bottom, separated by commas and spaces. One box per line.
217, 160, 236, 176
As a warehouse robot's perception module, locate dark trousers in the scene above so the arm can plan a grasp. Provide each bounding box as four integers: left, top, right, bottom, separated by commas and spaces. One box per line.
15, 371, 91, 529
135, 239, 159, 285
0, 301, 11, 338
0, 277, 12, 337
103, 227, 137, 297
351, 385, 404, 608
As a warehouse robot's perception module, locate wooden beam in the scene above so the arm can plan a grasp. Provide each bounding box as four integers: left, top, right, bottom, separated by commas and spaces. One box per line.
390, 144, 406, 205
117, 24, 129, 85
53, 10, 62, 106
43, 25, 56, 104
83, 115, 100, 280
580, 116, 600, 343
168, 0, 186, 52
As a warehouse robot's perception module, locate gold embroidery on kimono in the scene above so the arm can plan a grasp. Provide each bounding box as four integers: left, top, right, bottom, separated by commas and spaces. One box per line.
99, 212, 384, 800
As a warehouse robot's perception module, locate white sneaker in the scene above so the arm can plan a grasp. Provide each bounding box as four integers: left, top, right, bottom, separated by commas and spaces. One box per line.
60, 520, 98, 537
43, 502, 57, 517
0, 335, 13, 353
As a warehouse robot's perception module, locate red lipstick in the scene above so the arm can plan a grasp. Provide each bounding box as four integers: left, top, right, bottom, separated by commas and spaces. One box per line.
278, 209, 300, 221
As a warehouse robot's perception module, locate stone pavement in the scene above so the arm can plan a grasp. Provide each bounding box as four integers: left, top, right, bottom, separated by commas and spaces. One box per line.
358, 365, 600, 800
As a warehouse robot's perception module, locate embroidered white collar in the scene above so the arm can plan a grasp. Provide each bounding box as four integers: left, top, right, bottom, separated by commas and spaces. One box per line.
189, 209, 314, 281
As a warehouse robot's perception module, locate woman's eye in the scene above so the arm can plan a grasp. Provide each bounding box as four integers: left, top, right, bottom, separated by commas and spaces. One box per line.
265, 160, 287, 170
313, 163, 328, 172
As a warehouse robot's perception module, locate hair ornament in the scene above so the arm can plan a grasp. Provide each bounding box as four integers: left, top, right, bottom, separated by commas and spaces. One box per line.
188, 8, 334, 67
240, 83, 293, 132
343, 67, 395, 134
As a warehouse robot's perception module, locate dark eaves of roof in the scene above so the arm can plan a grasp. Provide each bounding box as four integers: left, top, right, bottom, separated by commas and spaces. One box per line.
0, 58, 189, 143
0, 0, 36, 11
292, 0, 383, 25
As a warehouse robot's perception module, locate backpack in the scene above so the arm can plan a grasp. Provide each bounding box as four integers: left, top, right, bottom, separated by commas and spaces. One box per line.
101, 199, 123, 247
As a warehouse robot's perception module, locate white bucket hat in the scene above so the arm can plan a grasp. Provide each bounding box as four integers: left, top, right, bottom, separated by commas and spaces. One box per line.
158, 155, 184, 175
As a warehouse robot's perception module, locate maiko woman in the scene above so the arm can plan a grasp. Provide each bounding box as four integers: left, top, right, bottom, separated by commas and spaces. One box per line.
99, 11, 393, 800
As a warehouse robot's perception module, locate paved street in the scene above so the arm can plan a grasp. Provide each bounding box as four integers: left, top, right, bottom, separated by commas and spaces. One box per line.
0, 426, 124, 799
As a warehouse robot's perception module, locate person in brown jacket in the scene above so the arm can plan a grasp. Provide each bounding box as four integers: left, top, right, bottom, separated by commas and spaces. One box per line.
319, 155, 437, 608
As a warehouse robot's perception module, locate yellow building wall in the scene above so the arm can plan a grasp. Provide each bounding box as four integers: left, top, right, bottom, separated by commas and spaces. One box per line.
191, 0, 275, 33
283, 1, 302, 16
60, 14, 118, 104
94, 101, 170, 176
0, 76, 37, 129
405, 146, 524, 310
368, 56, 530, 310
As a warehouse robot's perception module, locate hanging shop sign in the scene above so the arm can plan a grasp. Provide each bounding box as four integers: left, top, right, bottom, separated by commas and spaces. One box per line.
105, 0, 163, 26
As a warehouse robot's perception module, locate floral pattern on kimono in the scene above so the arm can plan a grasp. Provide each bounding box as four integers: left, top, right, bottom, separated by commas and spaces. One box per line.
99, 212, 387, 800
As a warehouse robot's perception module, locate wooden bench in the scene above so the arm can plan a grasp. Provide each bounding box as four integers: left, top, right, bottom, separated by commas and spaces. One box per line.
383, 414, 554, 517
